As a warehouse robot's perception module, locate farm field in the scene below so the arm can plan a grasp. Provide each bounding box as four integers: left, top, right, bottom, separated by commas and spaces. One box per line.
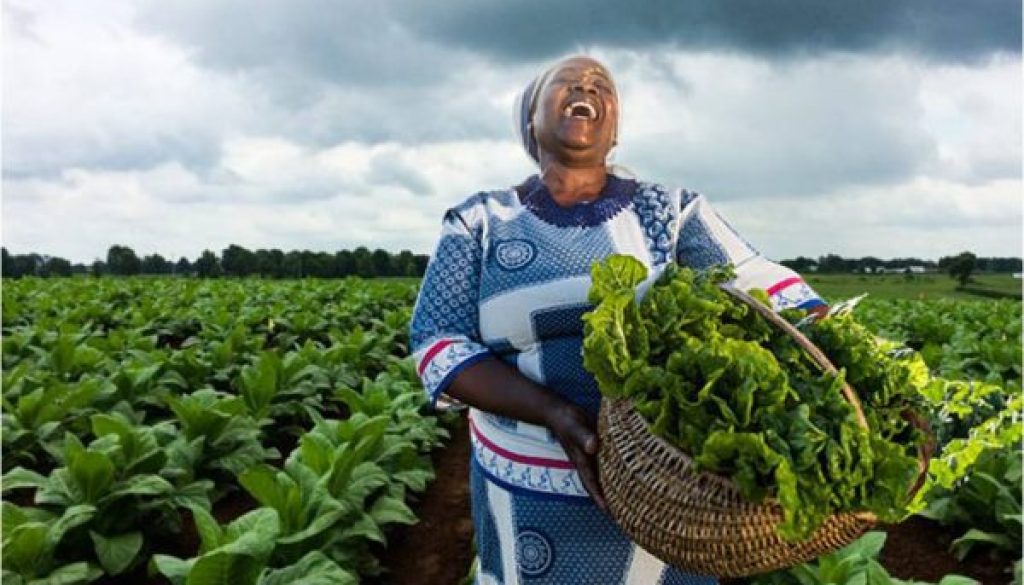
806, 273, 1022, 301
1, 276, 1021, 585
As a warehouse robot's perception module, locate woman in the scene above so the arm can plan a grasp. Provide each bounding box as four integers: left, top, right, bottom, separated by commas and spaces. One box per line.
410, 56, 826, 584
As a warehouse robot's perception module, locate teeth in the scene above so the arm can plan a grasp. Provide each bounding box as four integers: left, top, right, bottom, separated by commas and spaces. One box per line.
564, 101, 597, 120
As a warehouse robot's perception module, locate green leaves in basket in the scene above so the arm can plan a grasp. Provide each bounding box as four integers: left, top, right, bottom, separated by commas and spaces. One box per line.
582, 255, 933, 541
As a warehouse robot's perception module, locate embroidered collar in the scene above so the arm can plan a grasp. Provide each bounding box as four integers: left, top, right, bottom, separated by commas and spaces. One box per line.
521, 174, 636, 228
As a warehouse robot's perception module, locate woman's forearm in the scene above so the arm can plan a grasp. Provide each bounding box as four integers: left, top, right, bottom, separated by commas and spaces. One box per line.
445, 356, 568, 427
446, 355, 608, 510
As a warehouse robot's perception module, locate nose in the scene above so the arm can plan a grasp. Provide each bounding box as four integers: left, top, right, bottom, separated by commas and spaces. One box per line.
570, 79, 599, 95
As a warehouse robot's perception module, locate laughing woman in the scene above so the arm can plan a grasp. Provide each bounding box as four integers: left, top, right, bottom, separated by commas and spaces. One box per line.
409, 56, 826, 584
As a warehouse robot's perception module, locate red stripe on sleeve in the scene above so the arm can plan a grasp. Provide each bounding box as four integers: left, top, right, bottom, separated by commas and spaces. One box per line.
417, 339, 455, 375
766, 276, 802, 296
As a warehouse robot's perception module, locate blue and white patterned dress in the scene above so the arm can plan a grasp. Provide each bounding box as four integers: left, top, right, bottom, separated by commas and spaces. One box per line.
410, 173, 824, 585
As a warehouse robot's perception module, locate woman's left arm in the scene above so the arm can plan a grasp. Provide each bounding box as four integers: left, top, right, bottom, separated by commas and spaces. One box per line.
674, 191, 830, 314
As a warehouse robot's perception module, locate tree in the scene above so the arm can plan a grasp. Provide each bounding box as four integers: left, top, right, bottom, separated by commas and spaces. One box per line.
41, 257, 72, 277
780, 256, 817, 273
1, 247, 12, 278
352, 247, 374, 277
334, 250, 355, 277
947, 251, 977, 287
395, 250, 417, 276
175, 257, 192, 276
194, 250, 222, 278
106, 245, 141, 275
254, 249, 281, 278
817, 254, 853, 273
282, 251, 303, 278
412, 254, 429, 276
10, 254, 42, 277
141, 253, 170, 274
371, 248, 393, 277
222, 244, 258, 277
91, 260, 106, 277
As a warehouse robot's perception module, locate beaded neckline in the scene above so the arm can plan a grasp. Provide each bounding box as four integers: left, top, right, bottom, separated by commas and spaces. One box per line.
520, 174, 637, 228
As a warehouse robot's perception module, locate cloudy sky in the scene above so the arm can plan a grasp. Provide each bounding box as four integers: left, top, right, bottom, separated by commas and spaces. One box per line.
3, 1, 1021, 264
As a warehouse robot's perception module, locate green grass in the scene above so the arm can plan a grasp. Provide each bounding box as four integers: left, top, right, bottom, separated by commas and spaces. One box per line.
805, 273, 1022, 302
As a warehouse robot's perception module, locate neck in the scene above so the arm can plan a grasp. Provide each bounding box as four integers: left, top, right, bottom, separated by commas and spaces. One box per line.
537, 160, 609, 206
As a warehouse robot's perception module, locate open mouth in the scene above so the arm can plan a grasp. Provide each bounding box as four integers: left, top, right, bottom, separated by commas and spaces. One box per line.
563, 101, 598, 121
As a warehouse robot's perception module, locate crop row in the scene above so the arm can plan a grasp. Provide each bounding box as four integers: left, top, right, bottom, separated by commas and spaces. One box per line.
2, 279, 1021, 585
1, 278, 450, 584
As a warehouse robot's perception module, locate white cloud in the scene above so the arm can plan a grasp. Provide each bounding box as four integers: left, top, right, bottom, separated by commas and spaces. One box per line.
2, 2, 1020, 264
715, 177, 1022, 259
2, 1, 265, 176
2, 138, 533, 263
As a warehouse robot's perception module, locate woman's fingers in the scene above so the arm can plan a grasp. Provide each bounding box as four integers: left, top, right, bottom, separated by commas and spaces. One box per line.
570, 443, 608, 513
566, 417, 599, 455
545, 401, 609, 512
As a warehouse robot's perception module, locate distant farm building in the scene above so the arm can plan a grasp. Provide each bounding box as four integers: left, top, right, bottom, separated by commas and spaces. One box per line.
871, 266, 930, 274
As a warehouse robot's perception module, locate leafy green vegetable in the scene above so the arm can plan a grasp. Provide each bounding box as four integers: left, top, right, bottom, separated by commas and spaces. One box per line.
1, 502, 102, 585
583, 255, 929, 540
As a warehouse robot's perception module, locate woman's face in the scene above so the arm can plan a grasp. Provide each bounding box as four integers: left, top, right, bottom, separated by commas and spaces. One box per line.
531, 56, 618, 168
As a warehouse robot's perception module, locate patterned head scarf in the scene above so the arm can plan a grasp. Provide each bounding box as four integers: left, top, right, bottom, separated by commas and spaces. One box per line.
513, 69, 550, 165
514, 58, 619, 167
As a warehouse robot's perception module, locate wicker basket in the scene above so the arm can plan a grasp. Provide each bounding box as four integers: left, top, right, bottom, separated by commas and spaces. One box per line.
596, 284, 931, 578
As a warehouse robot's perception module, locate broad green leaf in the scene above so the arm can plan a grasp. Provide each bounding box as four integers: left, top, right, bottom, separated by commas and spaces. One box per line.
89, 531, 143, 575
46, 505, 97, 552
238, 465, 290, 512
2, 467, 49, 493
2, 503, 53, 541
342, 462, 389, 503
258, 551, 356, 585
190, 507, 223, 555
186, 550, 263, 585
935, 576, 982, 585
4, 523, 49, 576
28, 561, 103, 585
103, 474, 173, 502
950, 528, 1013, 560
369, 495, 417, 526
839, 532, 888, 561
221, 508, 279, 556
151, 555, 196, 585
66, 450, 114, 504
338, 512, 384, 544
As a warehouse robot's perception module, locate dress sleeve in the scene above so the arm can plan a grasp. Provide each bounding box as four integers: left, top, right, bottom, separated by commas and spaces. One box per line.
409, 208, 492, 405
674, 191, 825, 312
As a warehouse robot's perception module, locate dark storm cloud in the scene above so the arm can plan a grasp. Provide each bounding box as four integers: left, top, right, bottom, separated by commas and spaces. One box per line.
137, 1, 1020, 93
135, 0, 470, 88
407, 0, 1020, 63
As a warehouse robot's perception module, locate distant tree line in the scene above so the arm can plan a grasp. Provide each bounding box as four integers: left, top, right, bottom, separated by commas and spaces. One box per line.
780, 254, 1022, 274
2, 245, 430, 279
4, 246, 1021, 280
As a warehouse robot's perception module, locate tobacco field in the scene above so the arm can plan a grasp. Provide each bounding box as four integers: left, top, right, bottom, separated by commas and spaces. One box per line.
1, 277, 1021, 585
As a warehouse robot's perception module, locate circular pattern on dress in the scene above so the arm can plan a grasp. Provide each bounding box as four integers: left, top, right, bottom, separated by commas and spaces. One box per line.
494, 239, 537, 271
515, 529, 554, 576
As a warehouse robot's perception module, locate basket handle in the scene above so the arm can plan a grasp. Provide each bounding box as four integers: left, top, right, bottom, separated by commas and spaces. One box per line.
717, 283, 869, 431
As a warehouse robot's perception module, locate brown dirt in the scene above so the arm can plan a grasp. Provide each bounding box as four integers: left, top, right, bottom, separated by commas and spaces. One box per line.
369, 413, 475, 585
879, 516, 1014, 585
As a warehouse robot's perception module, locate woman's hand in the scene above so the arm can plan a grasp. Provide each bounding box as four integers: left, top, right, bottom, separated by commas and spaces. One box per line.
446, 357, 609, 511
544, 401, 608, 513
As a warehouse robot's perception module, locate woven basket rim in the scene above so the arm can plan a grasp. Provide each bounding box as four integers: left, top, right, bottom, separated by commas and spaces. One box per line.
600, 397, 888, 521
